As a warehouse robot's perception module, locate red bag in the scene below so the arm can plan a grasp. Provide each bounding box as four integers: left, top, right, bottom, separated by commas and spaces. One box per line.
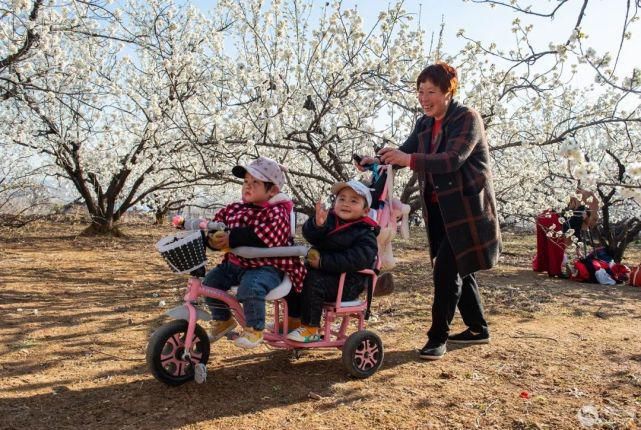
629, 265, 641, 287
610, 263, 630, 283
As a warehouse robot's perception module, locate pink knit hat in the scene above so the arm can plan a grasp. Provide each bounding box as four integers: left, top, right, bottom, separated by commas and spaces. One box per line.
232, 156, 287, 189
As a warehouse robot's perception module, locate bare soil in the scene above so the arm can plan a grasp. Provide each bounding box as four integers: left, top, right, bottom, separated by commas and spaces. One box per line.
1, 223, 640, 430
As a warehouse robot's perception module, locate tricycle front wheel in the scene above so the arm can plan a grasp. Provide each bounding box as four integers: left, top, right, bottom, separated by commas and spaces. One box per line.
146, 320, 210, 386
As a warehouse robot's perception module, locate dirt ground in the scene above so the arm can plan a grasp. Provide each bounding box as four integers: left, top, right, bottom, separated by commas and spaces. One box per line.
1, 222, 640, 430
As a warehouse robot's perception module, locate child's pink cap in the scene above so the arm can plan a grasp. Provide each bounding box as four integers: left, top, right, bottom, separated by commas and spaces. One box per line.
232, 156, 286, 189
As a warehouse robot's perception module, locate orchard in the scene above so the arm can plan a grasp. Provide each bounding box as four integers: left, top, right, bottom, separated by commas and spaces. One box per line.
1, 1, 640, 428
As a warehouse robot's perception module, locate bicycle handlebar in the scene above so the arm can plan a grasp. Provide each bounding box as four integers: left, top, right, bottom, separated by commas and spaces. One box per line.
178, 217, 226, 232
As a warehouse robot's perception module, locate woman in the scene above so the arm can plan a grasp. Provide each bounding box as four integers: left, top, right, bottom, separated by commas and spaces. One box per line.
360, 62, 501, 360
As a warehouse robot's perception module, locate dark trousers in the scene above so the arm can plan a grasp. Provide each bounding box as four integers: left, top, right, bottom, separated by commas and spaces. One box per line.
427, 204, 488, 344
289, 269, 364, 327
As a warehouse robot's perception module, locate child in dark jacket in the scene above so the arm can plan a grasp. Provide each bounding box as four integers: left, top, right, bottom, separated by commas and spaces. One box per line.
286, 180, 379, 343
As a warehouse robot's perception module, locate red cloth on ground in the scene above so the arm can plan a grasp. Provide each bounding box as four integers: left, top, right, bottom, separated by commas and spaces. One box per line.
570, 260, 590, 282
533, 210, 566, 277
570, 258, 609, 283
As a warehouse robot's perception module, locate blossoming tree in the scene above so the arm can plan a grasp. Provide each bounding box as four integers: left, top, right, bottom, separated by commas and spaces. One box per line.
2, 0, 640, 262
2, 0, 234, 234
201, 0, 425, 214
455, 0, 641, 259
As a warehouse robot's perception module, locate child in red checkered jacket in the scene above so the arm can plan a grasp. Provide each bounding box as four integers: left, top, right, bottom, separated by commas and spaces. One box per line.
193, 157, 306, 349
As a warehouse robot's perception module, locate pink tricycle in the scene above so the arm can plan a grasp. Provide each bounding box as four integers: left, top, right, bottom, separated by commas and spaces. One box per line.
146, 164, 402, 386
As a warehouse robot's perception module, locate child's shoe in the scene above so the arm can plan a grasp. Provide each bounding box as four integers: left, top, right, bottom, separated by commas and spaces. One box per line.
266, 317, 301, 334
209, 319, 237, 341
286, 326, 321, 343
234, 328, 264, 349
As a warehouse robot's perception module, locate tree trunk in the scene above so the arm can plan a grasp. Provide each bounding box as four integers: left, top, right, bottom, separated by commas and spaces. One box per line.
594, 192, 641, 263
154, 209, 167, 225
597, 220, 641, 263
80, 217, 125, 237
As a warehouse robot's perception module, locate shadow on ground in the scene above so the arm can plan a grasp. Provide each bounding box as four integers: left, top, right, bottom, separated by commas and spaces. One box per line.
1, 349, 419, 430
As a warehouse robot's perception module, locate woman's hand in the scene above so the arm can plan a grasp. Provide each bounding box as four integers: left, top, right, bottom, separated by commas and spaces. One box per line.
378, 148, 411, 167
315, 199, 328, 226
208, 231, 230, 250
354, 156, 379, 172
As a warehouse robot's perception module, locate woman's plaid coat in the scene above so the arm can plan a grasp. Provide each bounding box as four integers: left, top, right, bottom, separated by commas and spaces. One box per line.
400, 100, 502, 277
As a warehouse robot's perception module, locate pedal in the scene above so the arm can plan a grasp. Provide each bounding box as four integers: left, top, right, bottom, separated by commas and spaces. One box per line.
194, 363, 207, 384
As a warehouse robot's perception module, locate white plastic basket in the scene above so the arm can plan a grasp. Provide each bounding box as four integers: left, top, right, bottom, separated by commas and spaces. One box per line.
155, 231, 207, 274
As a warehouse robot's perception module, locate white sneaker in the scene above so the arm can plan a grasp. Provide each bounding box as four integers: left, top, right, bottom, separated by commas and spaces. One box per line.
233, 328, 263, 349
286, 326, 321, 343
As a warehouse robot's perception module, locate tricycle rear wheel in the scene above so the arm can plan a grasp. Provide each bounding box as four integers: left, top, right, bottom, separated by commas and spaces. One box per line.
341, 330, 384, 378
